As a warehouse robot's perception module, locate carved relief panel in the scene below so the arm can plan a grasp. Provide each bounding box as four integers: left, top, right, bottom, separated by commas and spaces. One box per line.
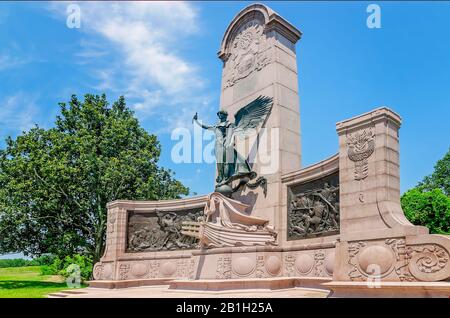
223, 12, 271, 88
126, 208, 203, 252
287, 172, 340, 240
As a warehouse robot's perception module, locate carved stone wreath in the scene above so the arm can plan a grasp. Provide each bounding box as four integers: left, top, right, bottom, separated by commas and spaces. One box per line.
224, 17, 271, 88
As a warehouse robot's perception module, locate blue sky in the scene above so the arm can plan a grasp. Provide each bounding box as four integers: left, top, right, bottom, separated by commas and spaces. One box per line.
0, 1, 449, 199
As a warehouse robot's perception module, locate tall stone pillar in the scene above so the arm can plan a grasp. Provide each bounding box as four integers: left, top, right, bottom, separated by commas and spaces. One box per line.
332, 107, 450, 283
335, 107, 427, 241
218, 4, 302, 235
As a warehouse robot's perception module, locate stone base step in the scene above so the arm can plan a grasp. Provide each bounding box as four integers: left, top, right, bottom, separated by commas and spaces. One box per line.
47, 292, 69, 298
47, 289, 88, 298
60, 289, 87, 294
87, 278, 172, 289
168, 277, 332, 291
322, 281, 450, 298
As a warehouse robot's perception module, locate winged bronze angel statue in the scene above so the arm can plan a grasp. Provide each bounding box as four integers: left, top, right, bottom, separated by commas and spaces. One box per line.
193, 96, 273, 196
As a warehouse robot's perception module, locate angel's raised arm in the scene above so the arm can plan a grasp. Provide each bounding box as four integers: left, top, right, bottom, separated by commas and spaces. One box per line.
193, 113, 214, 130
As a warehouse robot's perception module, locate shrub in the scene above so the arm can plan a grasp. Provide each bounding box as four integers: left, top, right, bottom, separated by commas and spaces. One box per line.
30, 254, 57, 266
59, 255, 93, 281
0, 258, 31, 268
40, 254, 93, 281
40, 256, 62, 275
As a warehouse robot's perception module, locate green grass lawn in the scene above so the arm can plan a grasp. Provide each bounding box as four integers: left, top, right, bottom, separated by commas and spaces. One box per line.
0, 266, 86, 298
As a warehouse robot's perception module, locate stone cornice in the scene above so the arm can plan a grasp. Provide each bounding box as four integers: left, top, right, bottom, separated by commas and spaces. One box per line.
336, 107, 402, 135
106, 194, 208, 211
281, 153, 339, 186
218, 3, 302, 61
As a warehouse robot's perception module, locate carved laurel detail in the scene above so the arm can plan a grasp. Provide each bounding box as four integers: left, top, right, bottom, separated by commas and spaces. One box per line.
149, 261, 160, 278
255, 255, 265, 278
93, 263, 103, 280
347, 128, 375, 180
385, 238, 415, 282
347, 241, 366, 281
284, 254, 295, 277
314, 250, 326, 277
119, 264, 130, 280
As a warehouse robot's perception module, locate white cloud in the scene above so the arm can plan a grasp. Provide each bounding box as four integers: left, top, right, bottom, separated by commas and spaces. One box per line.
48, 1, 213, 132
0, 92, 38, 134
0, 54, 31, 71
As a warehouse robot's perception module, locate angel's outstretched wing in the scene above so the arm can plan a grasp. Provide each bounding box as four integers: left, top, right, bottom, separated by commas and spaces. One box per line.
233, 96, 273, 139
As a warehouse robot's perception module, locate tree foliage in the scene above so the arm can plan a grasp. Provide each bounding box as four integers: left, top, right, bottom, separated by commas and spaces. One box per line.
0, 94, 189, 263
401, 148, 450, 234
418, 148, 450, 196
401, 188, 450, 235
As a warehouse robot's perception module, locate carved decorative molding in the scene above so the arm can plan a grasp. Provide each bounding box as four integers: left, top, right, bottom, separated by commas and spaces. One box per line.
216, 256, 232, 279
347, 239, 450, 282
93, 262, 113, 280
346, 128, 375, 180
288, 172, 339, 239
255, 255, 265, 278
119, 264, 130, 280
314, 250, 326, 277
406, 244, 449, 280
284, 254, 295, 277
93, 262, 103, 280
347, 241, 367, 281
385, 238, 415, 281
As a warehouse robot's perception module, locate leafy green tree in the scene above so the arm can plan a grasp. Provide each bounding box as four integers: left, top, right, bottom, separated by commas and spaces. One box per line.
401, 148, 450, 234
418, 148, 450, 196
0, 94, 189, 263
401, 188, 450, 234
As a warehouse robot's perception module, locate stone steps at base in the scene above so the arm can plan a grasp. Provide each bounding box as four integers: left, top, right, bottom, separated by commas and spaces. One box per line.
87, 278, 172, 289
47, 293, 69, 298
47, 289, 88, 298
168, 277, 332, 292
322, 281, 450, 298
59, 289, 87, 294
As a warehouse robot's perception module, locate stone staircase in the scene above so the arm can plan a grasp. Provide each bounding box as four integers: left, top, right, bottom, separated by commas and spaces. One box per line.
47, 289, 88, 298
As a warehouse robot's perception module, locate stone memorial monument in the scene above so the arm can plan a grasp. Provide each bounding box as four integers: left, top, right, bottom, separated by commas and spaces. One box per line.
91, 4, 450, 297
